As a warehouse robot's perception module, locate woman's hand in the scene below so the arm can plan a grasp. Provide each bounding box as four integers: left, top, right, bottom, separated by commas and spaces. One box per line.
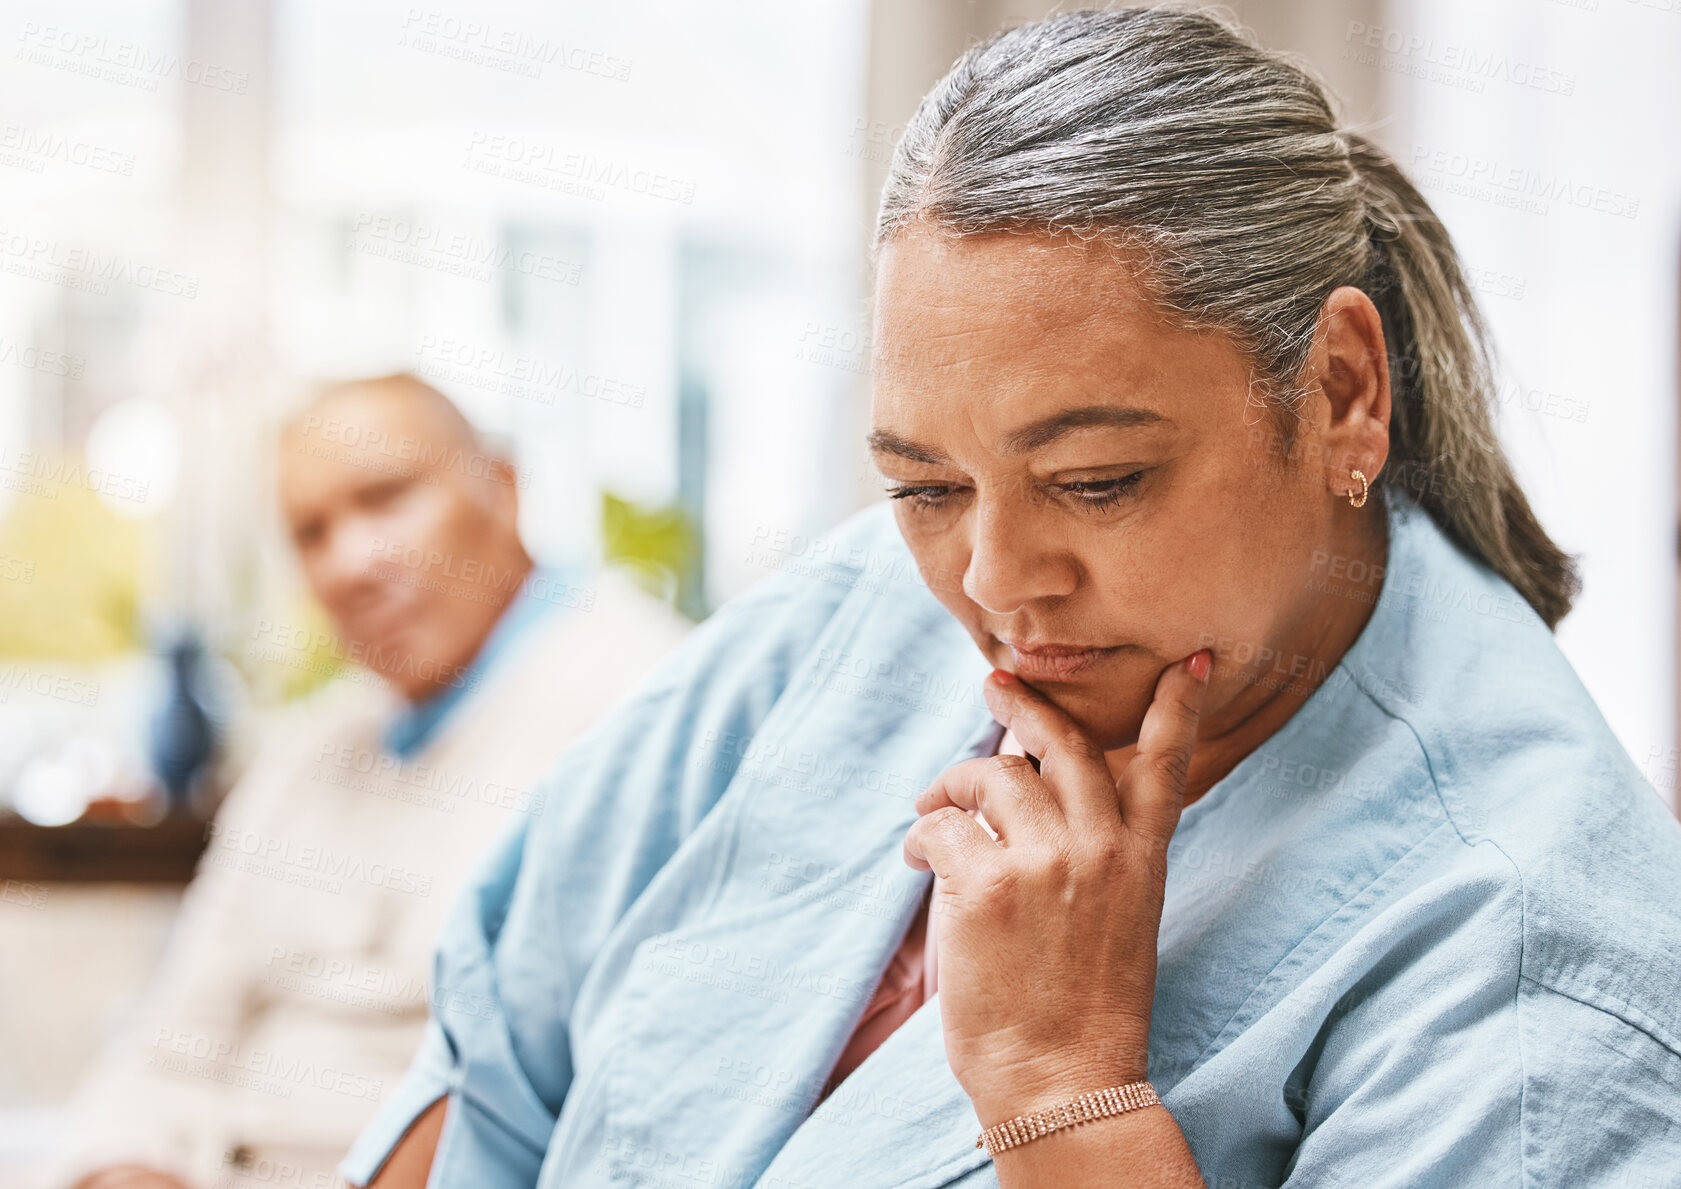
903, 650, 1211, 1127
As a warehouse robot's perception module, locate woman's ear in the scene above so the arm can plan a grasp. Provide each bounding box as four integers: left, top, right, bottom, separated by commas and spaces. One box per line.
1310, 285, 1392, 496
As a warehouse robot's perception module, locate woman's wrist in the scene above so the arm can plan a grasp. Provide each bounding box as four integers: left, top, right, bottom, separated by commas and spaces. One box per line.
988, 1094, 1206, 1189
966, 1035, 1152, 1128
977, 1079, 1161, 1157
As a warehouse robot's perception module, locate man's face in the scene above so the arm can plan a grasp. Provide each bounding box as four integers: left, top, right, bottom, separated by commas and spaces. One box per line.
870, 229, 1341, 751
277, 388, 525, 702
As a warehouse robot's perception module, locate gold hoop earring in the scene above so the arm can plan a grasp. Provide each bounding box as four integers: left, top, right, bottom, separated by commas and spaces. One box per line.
1348, 469, 1368, 509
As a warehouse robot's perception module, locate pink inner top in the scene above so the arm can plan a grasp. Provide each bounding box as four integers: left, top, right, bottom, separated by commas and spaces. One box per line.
815, 725, 1023, 1104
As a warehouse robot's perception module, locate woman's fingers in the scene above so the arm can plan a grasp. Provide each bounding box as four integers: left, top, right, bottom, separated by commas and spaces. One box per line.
981, 652, 1213, 837
903, 803, 1000, 878
1120, 649, 1212, 837
912, 651, 1212, 879
914, 753, 1063, 841
980, 670, 1128, 825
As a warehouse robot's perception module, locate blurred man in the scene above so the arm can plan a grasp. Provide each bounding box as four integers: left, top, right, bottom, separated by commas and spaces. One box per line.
43, 374, 692, 1189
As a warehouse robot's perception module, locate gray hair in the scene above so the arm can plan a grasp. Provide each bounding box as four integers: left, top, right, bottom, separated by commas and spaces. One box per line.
876, 6, 1579, 629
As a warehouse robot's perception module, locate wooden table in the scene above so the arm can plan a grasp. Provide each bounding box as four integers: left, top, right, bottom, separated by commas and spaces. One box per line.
0, 813, 209, 884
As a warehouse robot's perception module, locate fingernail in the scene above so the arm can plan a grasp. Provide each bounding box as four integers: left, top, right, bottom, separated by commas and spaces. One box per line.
991, 668, 1019, 685
1188, 650, 1211, 683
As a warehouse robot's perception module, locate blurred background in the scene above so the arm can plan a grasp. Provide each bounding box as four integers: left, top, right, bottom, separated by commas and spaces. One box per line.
1, 0, 1676, 1174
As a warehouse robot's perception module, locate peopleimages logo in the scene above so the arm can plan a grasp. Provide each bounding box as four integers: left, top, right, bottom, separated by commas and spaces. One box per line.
148, 1027, 383, 1102
295, 411, 532, 489
1410, 147, 1641, 220
364, 538, 597, 611
205, 820, 434, 898
313, 740, 546, 815
397, 10, 633, 82
462, 132, 697, 204
249, 618, 482, 692
347, 213, 582, 286
413, 333, 647, 409
0, 123, 136, 176
0, 446, 149, 502
0, 662, 100, 706
0, 227, 200, 297
17, 22, 249, 93
0, 336, 84, 378
1342, 21, 1578, 95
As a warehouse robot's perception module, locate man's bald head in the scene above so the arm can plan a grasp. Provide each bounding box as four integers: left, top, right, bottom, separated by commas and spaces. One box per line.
282, 373, 484, 469
277, 374, 533, 702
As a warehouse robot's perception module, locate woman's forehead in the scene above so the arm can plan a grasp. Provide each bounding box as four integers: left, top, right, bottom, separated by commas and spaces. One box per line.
869, 234, 1249, 442
874, 227, 1156, 313
872, 230, 1210, 375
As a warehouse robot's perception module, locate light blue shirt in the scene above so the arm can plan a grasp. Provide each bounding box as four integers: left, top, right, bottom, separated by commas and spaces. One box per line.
342, 492, 1681, 1188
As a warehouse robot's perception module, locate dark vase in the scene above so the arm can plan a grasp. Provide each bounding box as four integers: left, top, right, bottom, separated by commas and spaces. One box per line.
149, 631, 219, 810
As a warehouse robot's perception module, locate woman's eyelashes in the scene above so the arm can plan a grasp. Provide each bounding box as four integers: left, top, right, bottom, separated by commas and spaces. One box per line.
885, 470, 1149, 513
1057, 472, 1148, 510
884, 484, 958, 511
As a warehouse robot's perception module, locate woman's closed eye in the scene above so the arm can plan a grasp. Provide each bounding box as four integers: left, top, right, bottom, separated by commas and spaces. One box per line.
885, 470, 1149, 513
1056, 472, 1149, 510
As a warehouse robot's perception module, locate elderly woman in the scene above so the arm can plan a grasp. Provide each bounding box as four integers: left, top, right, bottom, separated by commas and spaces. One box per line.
343, 9, 1681, 1188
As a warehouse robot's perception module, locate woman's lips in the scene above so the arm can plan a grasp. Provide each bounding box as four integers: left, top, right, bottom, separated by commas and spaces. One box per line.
1001, 639, 1124, 682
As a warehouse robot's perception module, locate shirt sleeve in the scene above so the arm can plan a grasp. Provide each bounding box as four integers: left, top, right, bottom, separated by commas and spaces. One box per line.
1279, 895, 1681, 1187
339, 566, 860, 1188
1509, 982, 1681, 1187
334, 1008, 456, 1183
1279, 953, 1525, 1187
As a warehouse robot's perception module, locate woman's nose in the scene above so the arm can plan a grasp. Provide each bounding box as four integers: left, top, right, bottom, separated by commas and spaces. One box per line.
961, 499, 1077, 614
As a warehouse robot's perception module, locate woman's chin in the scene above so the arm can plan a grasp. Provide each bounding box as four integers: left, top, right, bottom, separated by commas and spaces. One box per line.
1019, 678, 1151, 754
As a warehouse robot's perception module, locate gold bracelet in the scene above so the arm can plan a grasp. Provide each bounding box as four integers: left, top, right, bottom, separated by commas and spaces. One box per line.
975, 1080, 1161, 1156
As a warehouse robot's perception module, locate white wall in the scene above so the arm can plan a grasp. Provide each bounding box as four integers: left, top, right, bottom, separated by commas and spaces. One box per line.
1365, 0, 1679, 803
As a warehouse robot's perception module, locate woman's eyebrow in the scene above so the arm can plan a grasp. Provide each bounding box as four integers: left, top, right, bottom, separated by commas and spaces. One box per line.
999, 405, 1168, 453
867, 405, 1168, 463
866, 429, 948, 463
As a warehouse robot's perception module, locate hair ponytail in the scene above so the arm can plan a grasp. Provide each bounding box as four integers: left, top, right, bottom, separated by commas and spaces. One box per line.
1349, 136, 1580, 628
